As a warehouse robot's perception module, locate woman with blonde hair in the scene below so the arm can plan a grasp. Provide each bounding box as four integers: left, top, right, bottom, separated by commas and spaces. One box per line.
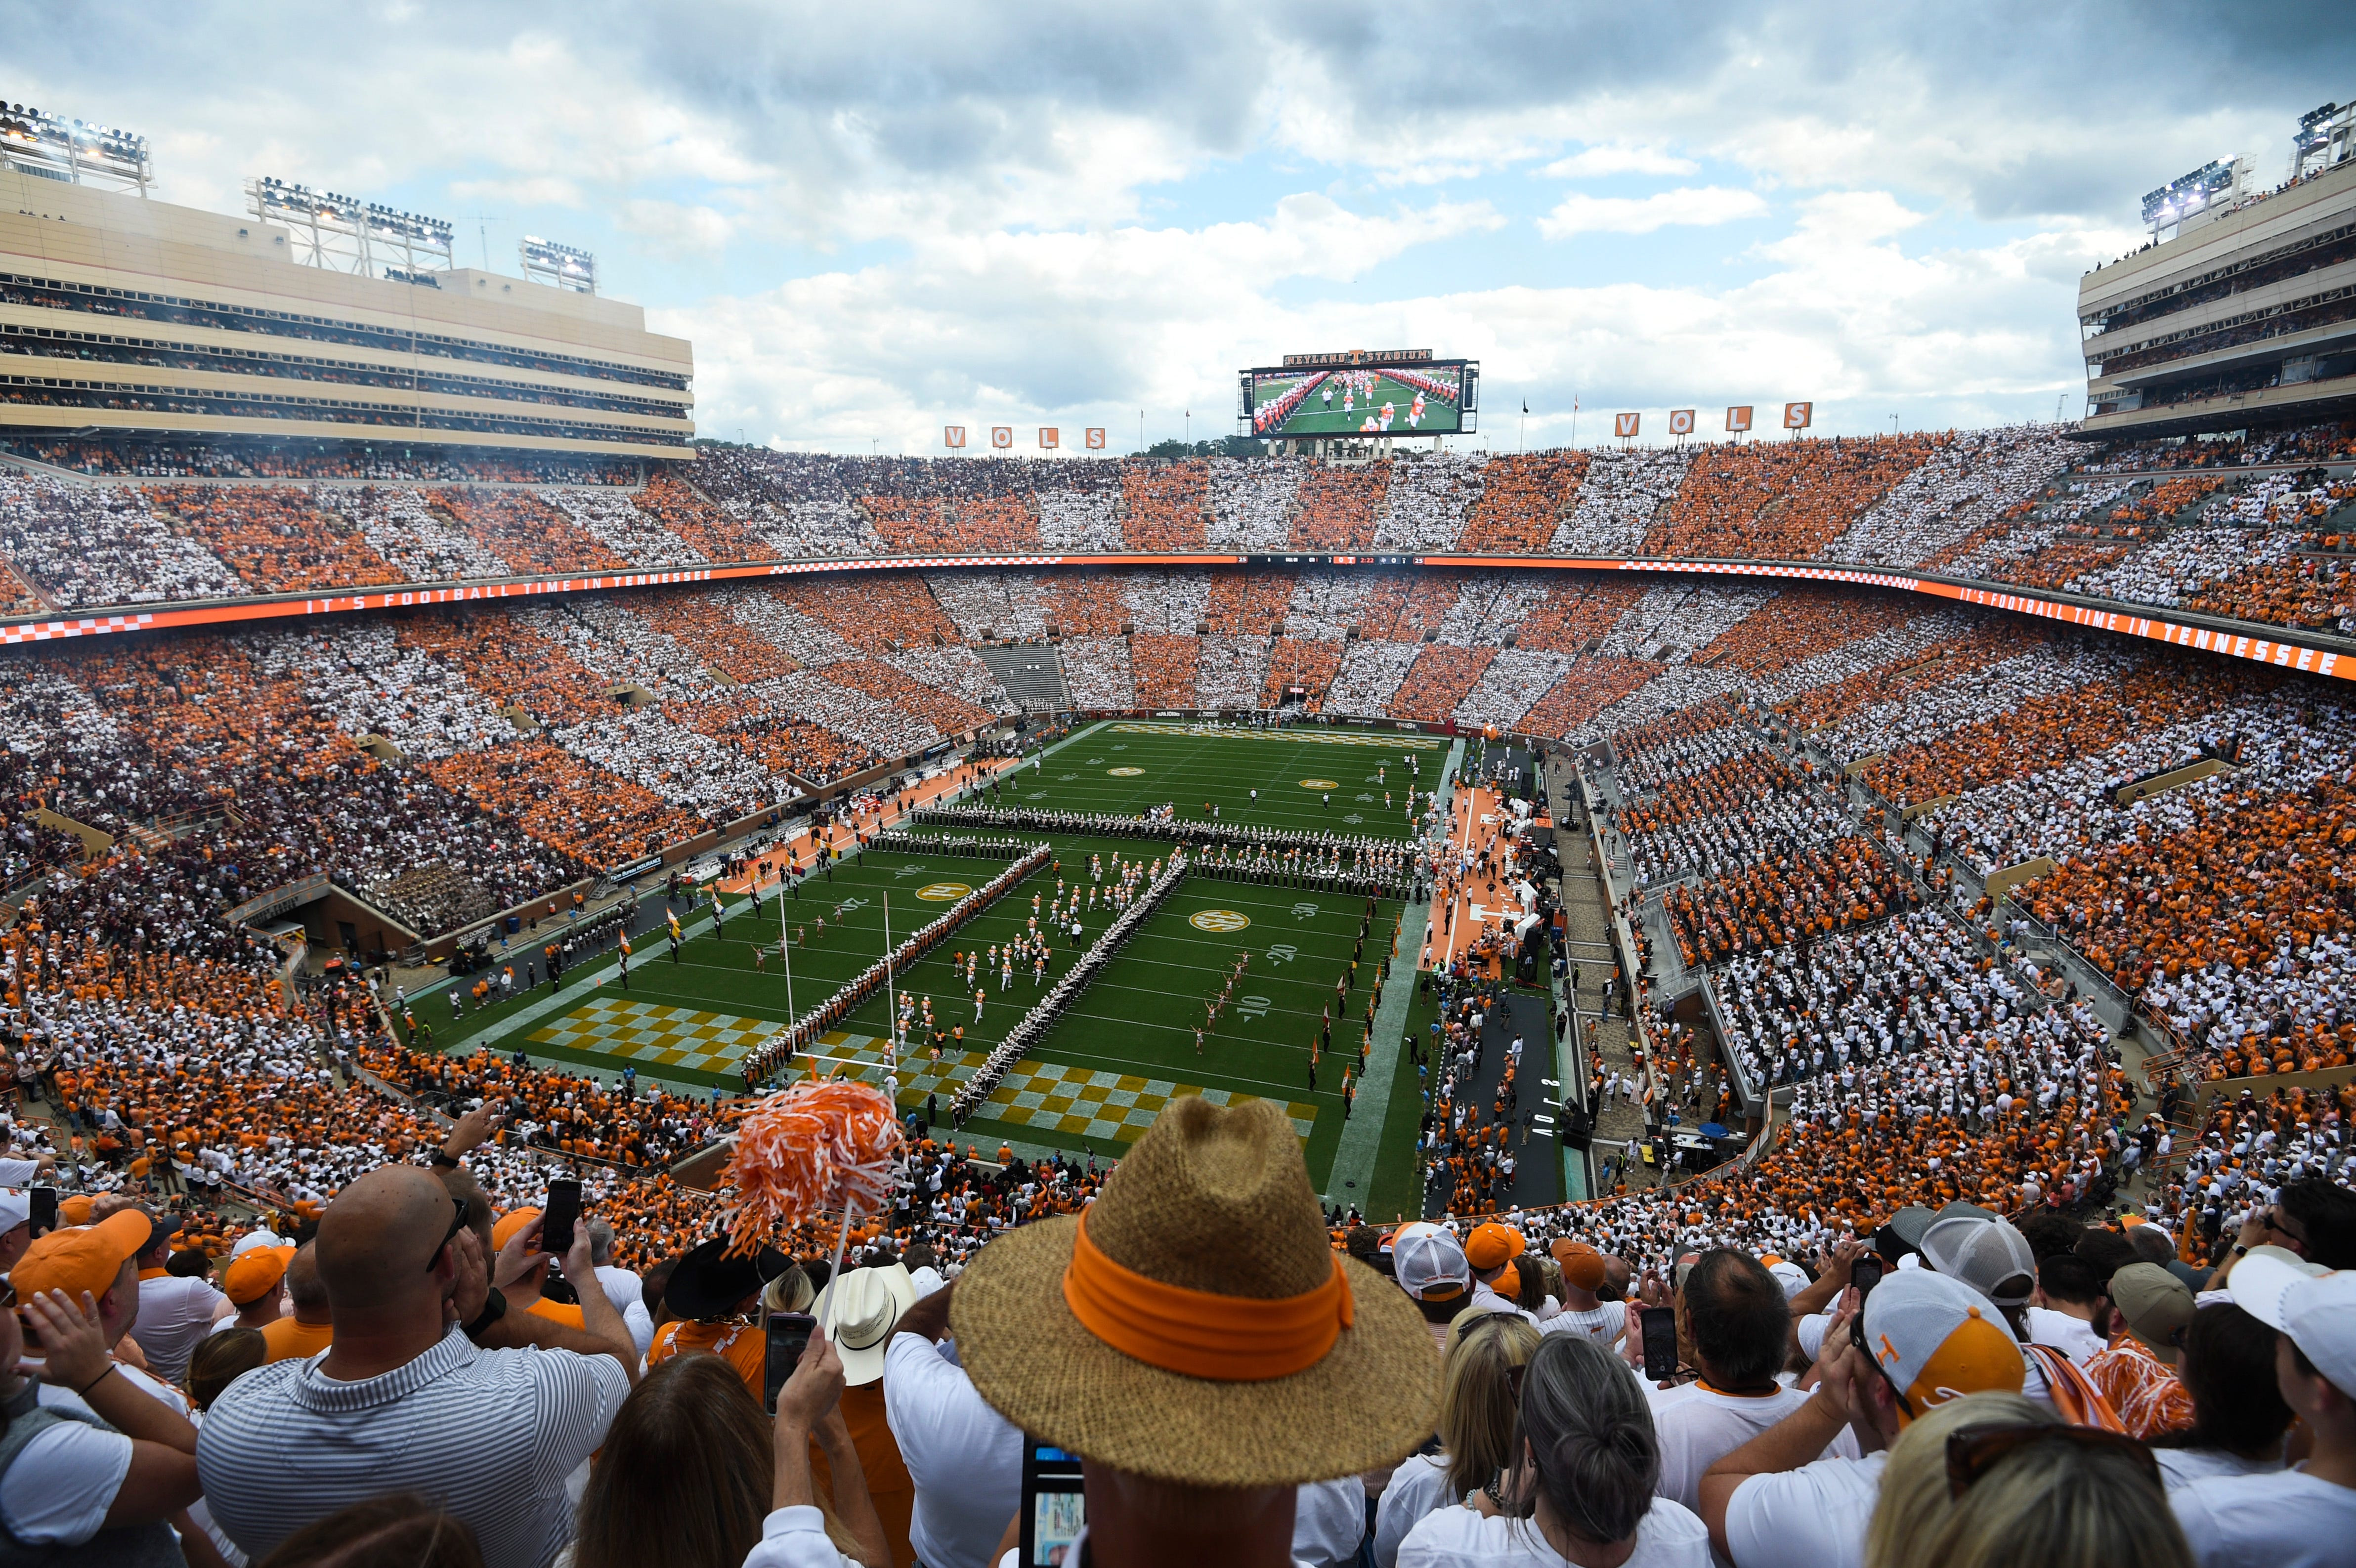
1373, 1312, 1542, 1567
1861, 1392, 2049, 1568
1929, 1419, 2192, 1568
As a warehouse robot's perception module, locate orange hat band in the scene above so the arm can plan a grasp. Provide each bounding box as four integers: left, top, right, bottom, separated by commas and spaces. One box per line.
1062, 1210, 1355, 1382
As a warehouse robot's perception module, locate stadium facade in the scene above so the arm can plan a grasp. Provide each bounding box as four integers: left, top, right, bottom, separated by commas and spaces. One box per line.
0, 168, 692, 467
2079, 113, 2356, 441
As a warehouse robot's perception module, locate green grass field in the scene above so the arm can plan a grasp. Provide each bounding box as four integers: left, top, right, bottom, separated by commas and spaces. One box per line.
1253, 371, 1464, 436
982, 720, 1440, 839
413, 721, 1454, 1204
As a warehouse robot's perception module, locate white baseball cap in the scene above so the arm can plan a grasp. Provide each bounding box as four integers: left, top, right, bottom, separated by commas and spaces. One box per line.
231, 1228, 291, 1258
2228, 1246, 2356, 1396
0, 1189, 27, 1232
1391, 1223, 1471, 1303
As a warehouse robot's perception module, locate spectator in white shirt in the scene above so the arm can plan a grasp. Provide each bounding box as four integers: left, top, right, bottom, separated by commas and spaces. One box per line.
2153, 1302, 2294, 1490
1376, 1313, 1540, 1567
2170, 1251, 2356, 1568
1700, 1270, 2027, 1568
126, 1212, 234, 1385
1397, 1333, 1710, 1567
2, 1212, 205, 1561
1654, 1250, 1857, 1517
880, 1281, 1020, 1568
1539, 1240, 1627, 1347
2024, 1253, 2111, 1366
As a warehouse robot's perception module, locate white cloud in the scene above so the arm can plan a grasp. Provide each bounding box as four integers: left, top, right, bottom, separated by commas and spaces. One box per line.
1537, 186, 1769, 239
1539, 146, 1699, 179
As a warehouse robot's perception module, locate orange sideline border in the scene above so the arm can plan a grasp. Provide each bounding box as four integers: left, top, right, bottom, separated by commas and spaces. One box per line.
0, 550, 2343, 681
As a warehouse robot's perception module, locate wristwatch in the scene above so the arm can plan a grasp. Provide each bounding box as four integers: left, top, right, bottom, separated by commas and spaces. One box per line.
463, 1287, 508, 1340
429, 1151, 460, 1169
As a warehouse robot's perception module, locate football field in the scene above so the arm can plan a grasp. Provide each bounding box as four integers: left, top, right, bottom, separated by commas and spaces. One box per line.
414, 720, 1455, 1211
1254, 372, 1463, 436
982, 720, 1442, 839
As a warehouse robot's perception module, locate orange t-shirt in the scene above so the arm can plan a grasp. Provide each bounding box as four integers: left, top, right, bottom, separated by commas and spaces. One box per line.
647, 1317, 766, 1399
808, 1381, 915, 1568
259, 1316, 334, 1362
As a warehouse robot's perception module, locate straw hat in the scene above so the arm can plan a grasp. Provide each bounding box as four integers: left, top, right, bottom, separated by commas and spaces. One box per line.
952, 1096, 1439, 1487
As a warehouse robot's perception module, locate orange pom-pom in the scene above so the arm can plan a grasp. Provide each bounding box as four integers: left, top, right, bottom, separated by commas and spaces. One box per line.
720, 1078, 905, 1256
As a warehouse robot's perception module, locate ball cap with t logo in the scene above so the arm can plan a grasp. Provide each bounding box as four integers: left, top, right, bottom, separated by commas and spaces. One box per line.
951, 1096, 1440, 1487
1859, 1269, 2024, 1424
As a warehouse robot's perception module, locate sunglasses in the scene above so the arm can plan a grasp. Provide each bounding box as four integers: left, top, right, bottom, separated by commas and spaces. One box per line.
1945, 1424, 2160, 1500
428, 1196, 471, 1274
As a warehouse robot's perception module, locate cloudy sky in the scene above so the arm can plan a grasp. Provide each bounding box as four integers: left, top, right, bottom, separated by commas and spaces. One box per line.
12, 1, 2353, 452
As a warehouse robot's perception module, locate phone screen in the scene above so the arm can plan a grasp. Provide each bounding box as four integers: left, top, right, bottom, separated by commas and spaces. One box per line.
1639, 1306, 1680, 1383
1851, 1256, 1884, 1300
1019, 1439, 1086, 1566
28, 1187, 56, 1239
764, 1312, 816, 1415
542, 1179, 581, 1259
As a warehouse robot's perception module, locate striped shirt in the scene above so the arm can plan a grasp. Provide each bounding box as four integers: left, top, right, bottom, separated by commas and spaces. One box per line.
195, 1324, 628, 1568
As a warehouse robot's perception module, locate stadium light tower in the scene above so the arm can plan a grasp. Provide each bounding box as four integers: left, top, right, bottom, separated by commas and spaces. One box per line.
520, 235, 598, 295
0, 101, 152, 194
248, 176, 455, 282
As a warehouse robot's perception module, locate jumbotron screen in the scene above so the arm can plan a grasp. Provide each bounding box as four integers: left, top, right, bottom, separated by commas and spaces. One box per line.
1242, 357, 1476, 438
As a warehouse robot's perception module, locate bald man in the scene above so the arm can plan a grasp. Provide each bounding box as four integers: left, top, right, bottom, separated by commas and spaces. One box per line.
196, 1165, 633, 1568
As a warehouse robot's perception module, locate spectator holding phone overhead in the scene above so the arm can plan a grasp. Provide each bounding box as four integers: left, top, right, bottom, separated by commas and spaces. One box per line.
195, 1164, 635, 1568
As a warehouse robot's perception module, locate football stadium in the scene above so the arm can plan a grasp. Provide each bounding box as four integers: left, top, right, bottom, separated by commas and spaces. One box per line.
6, 34, 2356, 1568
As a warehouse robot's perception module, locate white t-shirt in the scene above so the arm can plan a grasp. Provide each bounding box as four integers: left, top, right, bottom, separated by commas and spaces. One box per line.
2169, 1467, 2356, 1568
131, 1272, 230, 1382
2024, 1306, 2106, 1366
1374, 1454, 1449, 1568
1721, 1450, 1886, 1568
1293, 1476, 1367, 1567
2154, 1448, 2283, 1490
1542, 1300, 1628, 1345
881, 1332, 1022, 1568
1653, 1386, 1858, 1517
0, 1417, 129, 1545
1397, 1498, 1711, 1568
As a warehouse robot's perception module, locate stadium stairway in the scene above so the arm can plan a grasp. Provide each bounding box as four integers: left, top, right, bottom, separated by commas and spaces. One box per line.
974, 644, 1071, 711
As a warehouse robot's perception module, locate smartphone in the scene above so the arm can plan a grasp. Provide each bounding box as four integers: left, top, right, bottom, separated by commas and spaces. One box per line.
541, 1178, 581, 1259
764, 1312, 816, 1415
27, 1187, 56, 1239
1851, 1256, 1885, 1300
1639, 1306, 1680, 1384
1019, 1438, 1087, 1567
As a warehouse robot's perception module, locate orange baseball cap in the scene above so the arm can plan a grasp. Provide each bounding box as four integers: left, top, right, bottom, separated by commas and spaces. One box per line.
222, 1245, 295, 1306
12, 1211, 149, 1301
1550, 1239, 1608, 1292
56, 1194, 95, 1227
1464, 1223, 1525, 1271
492, 1207, 542, 1254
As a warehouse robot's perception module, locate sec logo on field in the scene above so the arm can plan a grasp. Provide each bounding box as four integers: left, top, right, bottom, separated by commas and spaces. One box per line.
915, 883, 973, 901
1190, 909, 1251, 932
1298, 778, 1339, 789
1108, 766, 1145, 776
